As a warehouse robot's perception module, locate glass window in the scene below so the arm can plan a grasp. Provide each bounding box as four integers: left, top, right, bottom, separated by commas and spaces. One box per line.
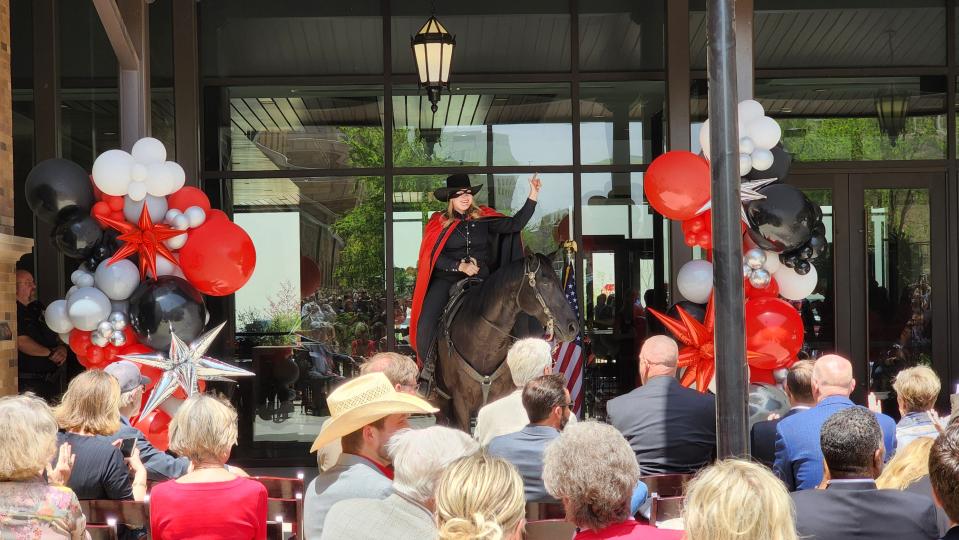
578, 0, 664, 71
393, 83, 572, 167
757, 77, 947, 161
391, 0, 570, 74
151, 0, 175, 159
580, 81, 665, 165
11, 0, 33, 240
231, 176, 386, 442
211, 86, 385, 172
754, 0, 946, 69
391, 173, 572, 351
59, 0, 119, 81
797, 189, 834, 356
689, 0, 707, 70
200, 1, 383, 77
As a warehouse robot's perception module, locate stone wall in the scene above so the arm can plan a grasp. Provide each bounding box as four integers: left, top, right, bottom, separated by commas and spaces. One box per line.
0, 0, 34, 396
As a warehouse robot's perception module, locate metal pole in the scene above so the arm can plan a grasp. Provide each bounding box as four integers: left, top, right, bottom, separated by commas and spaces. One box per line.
707, 0, 748, 458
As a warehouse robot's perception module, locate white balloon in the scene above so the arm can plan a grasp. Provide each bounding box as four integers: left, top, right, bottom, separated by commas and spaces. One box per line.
65, 285, 78, 302
774, 264, 818, 301
677, 260, 714, 304
739, 154, 752, 177
165, 232, 188, 250
123, 194, 169, 223
131, 163, 149, 182
751, 148, 775, 171
92, 149, 134, 196
67, 287, 112, 331
699, 118, 711, 159
166, 162, 187, 193
164, 209, 183, 224
738, 99, 766, 125
44, 300, 74, 334
171, 214, 189, 230
78, 273, 95, 288
746, 116, 782, 150
58, 332, 72, 344
95, 259, 141, 301
145, 162, 174, 197
739, 137, 755, 156
185, 206, 206, 228
131, 137, 167, 165
763, 250, 781, 274
149, 254, 185, 279
127, 181, 148, 202
70, 269, 86, 286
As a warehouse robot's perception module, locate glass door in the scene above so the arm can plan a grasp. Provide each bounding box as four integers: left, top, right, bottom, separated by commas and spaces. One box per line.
850, 173, 947, 418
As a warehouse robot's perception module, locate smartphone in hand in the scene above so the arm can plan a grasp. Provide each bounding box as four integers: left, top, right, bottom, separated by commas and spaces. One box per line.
119, 437, 137, 458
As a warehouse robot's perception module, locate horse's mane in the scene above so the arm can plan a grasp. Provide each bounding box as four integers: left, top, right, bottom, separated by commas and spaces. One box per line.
458, 256, 529, 321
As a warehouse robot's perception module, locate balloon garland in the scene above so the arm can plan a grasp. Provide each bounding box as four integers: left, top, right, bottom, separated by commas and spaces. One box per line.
644, 100, 828, 391
24, 137, 258, 449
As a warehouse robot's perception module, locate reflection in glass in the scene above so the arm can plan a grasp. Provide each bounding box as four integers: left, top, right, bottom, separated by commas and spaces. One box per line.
217, 86, 385, 171
60, 89, 120, 170
578, 0, 664, 71
390, 173, 572, 351
231, 176, 386, 441
392, 84, 572, 167
691, 78, 948, 161
865, 188, 932, 419
391, 1, 570, 74
797, 189, 834, 356
580, 82, 665, 165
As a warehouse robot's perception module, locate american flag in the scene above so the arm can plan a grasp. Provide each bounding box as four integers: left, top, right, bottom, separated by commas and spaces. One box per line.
553, 259, 584, 416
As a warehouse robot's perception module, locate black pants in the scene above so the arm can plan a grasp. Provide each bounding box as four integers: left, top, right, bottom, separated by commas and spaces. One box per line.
417, 274, 460, 367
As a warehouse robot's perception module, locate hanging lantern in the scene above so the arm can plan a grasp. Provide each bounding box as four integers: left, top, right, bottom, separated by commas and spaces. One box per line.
875, 93, 909, 147
410, 15, 455, 113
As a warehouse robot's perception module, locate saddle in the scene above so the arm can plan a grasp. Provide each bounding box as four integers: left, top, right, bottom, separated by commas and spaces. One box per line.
440, 277, 484, 336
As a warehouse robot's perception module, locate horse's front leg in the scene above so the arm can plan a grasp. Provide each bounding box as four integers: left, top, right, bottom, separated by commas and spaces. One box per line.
452, 392, 472, 433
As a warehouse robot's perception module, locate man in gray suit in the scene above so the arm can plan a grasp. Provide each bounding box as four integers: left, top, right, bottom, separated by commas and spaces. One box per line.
321, 426, 478, 540
488, 373, 569, 502
104, 361, 190, 481
606, 335, 716, 475
305, 373, 438, 539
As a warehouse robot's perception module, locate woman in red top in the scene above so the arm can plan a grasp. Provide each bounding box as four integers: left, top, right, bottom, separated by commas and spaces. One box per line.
543, 422, 682, 540
150, 394, 267, 540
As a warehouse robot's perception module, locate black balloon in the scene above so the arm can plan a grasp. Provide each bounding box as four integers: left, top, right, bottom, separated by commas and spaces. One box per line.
25, 158, 94, 224
745, 183, 821, 253
50, 207, 104, 259
84, 229, 120, 270
663, 301, 707, 340
128, 276, 207, 350
745, 143, 793, 181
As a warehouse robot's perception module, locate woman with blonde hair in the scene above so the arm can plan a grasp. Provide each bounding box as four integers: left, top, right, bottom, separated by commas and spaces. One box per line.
0, 393, 86, 538
683, 459, 797, 540
435, 452, 526, 540
150, 393, 266, 539
55, 369, 147, 501
877, 438, 950, 535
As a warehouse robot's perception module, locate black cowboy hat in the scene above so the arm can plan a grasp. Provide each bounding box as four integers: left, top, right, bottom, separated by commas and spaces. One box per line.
433, 174, 484, 202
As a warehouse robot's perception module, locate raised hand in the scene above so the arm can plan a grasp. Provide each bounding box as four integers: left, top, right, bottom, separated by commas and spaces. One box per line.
529, 173, 542, 201
46, 442, 75, 486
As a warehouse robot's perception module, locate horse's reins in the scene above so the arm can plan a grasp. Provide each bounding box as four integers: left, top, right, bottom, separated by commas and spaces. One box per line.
449, 257, 558, 406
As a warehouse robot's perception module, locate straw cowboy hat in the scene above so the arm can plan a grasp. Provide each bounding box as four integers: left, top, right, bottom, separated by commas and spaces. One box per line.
310, 372, 438, 453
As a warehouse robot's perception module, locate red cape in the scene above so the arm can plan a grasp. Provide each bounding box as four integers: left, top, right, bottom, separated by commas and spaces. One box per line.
409, 207, 503, 365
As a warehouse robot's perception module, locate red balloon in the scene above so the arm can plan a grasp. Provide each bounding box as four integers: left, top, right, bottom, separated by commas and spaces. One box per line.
644, 151, 711, 221
682, 211, 713, 249
105, 195, 125, 212
172, 380, 207, 400
749, 367, 777, 385
167, 187, 211, 213
179, 213, 256, 296
92, 201, 111, 219
745, 297, 803, 370
301, 255, 322, 298
744, 276, 780, 299
133, 410, 171, 451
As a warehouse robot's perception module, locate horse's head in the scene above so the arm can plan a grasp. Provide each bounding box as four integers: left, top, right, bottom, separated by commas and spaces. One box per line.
516, 253, 580, 342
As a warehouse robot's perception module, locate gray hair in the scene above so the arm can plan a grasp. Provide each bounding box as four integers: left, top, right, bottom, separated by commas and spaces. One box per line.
387, 427, 479, 504
506, 338, 553, 386
543, 421, 639, 530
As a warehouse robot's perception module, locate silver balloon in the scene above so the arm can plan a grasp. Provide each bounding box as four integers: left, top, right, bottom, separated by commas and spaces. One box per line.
748, 383, 790, 427
96, 320, 115, 338
108, 311, 128, 331
109, 331, 127, 347
744, 248, 767, 270
773, 368, 789, 383
91, 332, 110, 347
748, 268, 772, 289
743, 264, 753, 279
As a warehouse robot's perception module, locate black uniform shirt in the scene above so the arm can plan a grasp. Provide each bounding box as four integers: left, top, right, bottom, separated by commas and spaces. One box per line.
435, 198, 537, 277
17, 300, 59, 375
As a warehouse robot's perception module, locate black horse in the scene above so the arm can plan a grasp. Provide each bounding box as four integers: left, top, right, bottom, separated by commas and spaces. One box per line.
434, 252, 580, 431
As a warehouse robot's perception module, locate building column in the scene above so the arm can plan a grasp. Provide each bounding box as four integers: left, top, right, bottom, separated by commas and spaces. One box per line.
0, 0, 35, 396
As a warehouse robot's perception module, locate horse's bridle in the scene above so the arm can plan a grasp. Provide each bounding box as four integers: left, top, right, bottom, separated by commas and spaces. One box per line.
517, 256, 557, 341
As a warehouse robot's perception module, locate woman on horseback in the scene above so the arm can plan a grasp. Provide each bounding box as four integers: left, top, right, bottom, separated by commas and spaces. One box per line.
410, 173, 542, 382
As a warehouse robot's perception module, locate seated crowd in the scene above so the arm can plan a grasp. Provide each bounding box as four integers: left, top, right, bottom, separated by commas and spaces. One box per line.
3, 337, 959, 540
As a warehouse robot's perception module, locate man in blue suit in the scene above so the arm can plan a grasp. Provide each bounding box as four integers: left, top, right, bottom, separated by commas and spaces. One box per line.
773, 354, 896, 491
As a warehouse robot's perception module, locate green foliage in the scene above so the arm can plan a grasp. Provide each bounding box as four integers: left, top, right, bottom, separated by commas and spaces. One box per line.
781, 115, 945, 162
237, 280, 300, 346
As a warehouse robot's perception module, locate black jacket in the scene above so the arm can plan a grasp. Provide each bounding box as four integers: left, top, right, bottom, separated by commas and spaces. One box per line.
791, 479, 939, 540
606, 375, 717, 475
750, 407, 806, 468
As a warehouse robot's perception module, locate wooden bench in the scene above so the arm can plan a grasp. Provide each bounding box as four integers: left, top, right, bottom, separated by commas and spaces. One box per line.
526, 519, 575, 540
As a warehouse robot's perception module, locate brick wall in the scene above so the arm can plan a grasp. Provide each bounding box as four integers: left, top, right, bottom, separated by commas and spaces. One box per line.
0, 0, 34, 397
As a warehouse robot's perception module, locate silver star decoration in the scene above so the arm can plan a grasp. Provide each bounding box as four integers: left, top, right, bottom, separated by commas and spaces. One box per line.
695, 178, 780, 222
120, 322, 255, 419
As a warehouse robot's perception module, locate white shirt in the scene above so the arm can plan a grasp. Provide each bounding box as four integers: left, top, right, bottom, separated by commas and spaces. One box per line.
474, 388, 577, 446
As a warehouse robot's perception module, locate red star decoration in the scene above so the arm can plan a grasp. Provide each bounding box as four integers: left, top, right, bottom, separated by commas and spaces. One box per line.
96, 206, 186, 279
647, 295, 773, 393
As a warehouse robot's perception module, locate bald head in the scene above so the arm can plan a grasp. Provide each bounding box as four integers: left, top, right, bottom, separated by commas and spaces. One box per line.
812, 354, 856, 401
639, 335, 679, 384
